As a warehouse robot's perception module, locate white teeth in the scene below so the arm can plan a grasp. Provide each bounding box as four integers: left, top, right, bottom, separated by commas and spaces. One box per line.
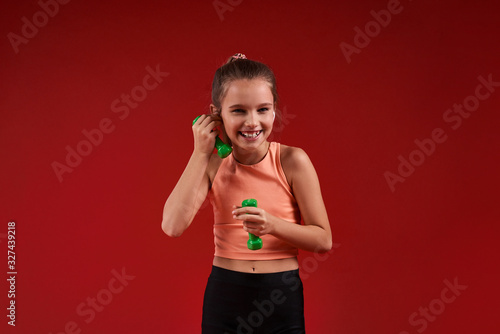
240, 131, 261, 138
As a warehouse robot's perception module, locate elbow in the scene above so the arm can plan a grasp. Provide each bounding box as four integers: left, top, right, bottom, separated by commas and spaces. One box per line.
324, 239, 333, 253
315, 236, 333, 254
161, 218, 184, 238
316, 243, 332, 254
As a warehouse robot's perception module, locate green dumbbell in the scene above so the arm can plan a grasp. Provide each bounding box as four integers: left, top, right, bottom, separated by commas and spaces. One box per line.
192, 115, 232, 159
242, 198, 263, 251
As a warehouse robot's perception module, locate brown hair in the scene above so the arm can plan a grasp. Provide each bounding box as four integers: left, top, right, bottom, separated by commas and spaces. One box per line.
211, 54, 280, 118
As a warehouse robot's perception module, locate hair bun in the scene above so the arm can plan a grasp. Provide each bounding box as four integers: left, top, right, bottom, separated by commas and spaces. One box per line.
232, 53, 247, 60
227, 53, 248, 64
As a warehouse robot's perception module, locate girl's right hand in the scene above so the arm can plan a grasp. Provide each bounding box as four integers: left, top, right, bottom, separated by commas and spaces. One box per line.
192, 114, 221, 157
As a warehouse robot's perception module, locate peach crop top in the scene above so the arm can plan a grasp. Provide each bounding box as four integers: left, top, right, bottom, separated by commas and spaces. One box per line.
208, 142, 301, 260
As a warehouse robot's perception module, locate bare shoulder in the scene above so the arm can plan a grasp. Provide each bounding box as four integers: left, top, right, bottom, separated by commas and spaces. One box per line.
280, 144, 312, 168
280, 144, 315, 187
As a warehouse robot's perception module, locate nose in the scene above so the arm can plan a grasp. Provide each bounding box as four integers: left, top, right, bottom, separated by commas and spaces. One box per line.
244, 110, 259, 128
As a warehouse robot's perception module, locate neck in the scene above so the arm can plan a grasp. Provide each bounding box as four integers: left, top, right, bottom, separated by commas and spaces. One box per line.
232, 141, 270, 165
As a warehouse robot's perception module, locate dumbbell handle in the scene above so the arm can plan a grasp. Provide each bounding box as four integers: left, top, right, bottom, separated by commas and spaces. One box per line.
242, 199, 263, 251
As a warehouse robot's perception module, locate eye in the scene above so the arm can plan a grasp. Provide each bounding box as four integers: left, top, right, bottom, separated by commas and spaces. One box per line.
258, 108, 269, 113
232, 109, 245, 113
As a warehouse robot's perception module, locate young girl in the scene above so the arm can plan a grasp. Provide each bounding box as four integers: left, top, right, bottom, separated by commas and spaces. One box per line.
162, 53, 331, 333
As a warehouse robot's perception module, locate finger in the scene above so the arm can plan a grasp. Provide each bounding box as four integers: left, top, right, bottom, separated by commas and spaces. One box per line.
232, 207, 255, 214
210, 113, 223, 122
234, 214, 258, 223
193, 114, 209, 127
243, 223, 264, 236
243, 226, 258, 234
232, 212, 248, 220
200, 115, 214, 127
194, 118, 221, 136
193, 115, 216, 129
203, 119, 222, 132
236, 215, 263, 226
243, 221, 262, 229
210, 123, 222, 133
208, 131, 219, 141
233, 207, 260, 216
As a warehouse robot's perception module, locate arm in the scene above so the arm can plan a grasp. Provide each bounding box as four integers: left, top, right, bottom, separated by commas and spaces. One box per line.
161, 115, 220, 237
232, 147, 332, 253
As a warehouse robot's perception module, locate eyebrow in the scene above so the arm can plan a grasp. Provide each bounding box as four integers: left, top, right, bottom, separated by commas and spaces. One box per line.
228, 103, 273, 108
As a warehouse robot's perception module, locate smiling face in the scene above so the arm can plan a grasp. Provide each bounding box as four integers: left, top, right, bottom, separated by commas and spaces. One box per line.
216, 79, 275, 161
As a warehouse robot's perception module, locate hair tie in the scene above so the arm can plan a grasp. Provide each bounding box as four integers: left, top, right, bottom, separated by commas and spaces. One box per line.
232, 53, 247, 60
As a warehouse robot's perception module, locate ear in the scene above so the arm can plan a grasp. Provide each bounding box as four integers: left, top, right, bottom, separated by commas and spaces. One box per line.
210, 104, 220, 115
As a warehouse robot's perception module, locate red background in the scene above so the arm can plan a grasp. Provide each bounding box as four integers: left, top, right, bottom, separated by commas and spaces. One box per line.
1, 0, 499, 333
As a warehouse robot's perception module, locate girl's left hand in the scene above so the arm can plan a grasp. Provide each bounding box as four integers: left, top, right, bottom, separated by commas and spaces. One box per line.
232, 205, 275, 237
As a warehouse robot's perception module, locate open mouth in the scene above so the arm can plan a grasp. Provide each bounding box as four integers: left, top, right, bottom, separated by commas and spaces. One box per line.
239, 130, 263, 139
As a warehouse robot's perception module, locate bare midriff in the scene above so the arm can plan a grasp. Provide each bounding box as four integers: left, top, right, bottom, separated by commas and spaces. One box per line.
213, 256, 299, 274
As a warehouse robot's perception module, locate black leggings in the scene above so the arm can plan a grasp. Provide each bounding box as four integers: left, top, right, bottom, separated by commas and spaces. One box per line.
202, 266, 305, 334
